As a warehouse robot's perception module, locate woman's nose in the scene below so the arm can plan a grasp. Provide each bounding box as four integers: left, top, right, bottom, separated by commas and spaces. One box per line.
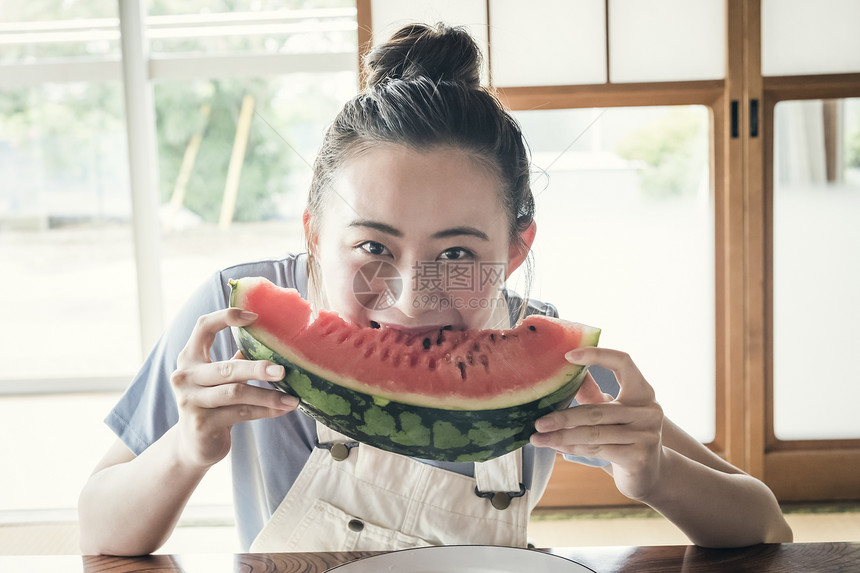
394, 260, 446, 318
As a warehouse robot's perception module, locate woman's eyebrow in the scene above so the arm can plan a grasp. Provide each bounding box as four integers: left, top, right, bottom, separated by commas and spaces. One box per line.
431, 226, 489, 241
348, 219, 403, 237
348, 221, 489, 241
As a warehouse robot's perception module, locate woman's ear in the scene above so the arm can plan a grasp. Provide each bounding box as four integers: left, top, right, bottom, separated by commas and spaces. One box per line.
506, 220, 536, 278
303, 209, 318, 256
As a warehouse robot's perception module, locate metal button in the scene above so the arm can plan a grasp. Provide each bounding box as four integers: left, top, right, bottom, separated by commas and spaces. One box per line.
491, 492, 512, 510
330, 443, 350, 461
347, 519, 364, 532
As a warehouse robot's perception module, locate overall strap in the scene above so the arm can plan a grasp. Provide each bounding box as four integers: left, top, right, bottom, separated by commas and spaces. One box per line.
315, 421, 352, 443
474, 450, 523, 494
314, 422, 359, 461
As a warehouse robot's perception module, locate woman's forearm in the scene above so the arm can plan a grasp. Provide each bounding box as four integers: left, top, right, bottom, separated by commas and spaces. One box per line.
639, 447, 793, 547
78, 426, 208, 556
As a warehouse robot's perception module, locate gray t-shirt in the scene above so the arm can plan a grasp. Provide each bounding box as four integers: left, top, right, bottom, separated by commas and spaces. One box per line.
106, 253, 611, 550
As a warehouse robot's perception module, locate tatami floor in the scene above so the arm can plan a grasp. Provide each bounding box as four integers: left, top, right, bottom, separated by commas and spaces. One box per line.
527, 503, 860, 547
1, 503, 858, 555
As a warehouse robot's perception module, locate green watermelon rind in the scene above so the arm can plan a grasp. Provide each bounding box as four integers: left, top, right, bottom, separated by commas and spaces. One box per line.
235, 326, 592, 462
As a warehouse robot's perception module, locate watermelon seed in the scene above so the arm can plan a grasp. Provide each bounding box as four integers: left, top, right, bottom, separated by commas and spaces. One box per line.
436, 331, 445, 345
529, 325, 536, 331
428, 357, 437, 370
381, 348, 390, 361
392, 353, 402, 367
354, 335, 365, 347
364, 346, 375, 358
422, 337, 431, 350
337, 333, 350, 344
442, 325, 453, 330
472, 342, 481, 352
457, 361, 467, 380
370, 321, 380, 329
466, 352, 474, 365
489, 333, 496, 343
500, 333, 507, 340
409, 354, 419, 367
480, 354, 489, 371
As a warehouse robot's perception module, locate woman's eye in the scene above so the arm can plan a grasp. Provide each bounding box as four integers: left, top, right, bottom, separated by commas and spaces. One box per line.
358, 241, 390, 256
438, 247, 473, 261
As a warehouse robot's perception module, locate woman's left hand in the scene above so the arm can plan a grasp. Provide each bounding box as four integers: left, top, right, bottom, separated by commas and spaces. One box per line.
530, 347, 666, 501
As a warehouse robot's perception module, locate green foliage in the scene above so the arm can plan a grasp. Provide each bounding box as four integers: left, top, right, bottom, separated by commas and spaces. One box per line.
0, 73, 349, 224
0, 0, 114, 22
0, 83, 126, 186
847, 118, 860, 169
0, 0, 118, 61
155, 79, 295, 223
1, 0, 356, 224
616, 108, 706, 197
148, 0, 352, 16
154, 73, 352, 223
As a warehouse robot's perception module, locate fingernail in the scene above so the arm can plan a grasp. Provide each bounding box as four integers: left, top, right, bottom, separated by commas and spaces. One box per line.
535, 416, 556, 432
266, 364, 284, 378
565, 349, 585, 362
240, 310, 258, 321
530, 433, 548, 446
281, 394, 299, 408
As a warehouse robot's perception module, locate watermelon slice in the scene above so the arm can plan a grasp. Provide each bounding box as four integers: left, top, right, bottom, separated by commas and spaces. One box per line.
229, 276, 600, 462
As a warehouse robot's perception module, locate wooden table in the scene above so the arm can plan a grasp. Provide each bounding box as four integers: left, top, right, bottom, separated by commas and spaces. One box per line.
1, 543, 858, 572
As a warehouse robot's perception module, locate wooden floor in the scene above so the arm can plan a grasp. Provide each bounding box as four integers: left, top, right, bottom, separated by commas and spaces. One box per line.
1, 504, 858, 555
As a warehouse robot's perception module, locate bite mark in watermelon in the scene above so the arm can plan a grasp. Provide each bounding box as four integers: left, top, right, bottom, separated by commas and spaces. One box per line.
229, 276, 600, 462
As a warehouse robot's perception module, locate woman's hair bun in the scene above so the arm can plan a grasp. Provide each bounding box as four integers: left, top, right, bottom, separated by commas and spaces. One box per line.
363, 22, 482, 89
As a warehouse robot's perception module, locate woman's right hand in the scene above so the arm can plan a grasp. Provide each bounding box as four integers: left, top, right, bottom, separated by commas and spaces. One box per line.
170, 308, 299, 469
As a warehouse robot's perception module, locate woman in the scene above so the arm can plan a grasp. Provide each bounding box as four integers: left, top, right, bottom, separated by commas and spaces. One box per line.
78, 23, 792, 555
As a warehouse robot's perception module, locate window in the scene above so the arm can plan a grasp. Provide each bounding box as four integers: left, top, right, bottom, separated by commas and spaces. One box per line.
772, 98, 860, 441
0, 1, 357, 532
154, 72, 356, 321
363, 0, 860, 505
0, 81, 138, 381
510, 106, 715, 442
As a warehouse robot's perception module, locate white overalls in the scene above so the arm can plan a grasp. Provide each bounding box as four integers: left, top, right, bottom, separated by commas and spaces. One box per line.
250, 421, 550, 552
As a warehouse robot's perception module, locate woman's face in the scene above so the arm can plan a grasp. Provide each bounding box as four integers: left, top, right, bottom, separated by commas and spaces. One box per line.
311, 144, 526, 334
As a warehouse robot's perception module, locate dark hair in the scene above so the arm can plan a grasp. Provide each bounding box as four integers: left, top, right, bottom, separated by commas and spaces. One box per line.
362, 23, 482, 89
306, 22, 535, 320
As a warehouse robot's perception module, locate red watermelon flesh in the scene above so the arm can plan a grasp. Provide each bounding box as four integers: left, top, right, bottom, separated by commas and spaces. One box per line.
232, 276, 600, 411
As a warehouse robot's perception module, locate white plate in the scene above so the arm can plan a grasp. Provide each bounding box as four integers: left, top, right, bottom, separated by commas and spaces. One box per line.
326, 545, 595, 572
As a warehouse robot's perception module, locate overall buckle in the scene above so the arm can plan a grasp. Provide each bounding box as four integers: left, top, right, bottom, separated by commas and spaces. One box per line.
474, 482, 526, 510
315, 439, 359, 461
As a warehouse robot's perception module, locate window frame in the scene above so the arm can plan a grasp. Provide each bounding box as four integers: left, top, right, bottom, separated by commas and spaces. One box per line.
496, 81, 726, 507
759, 75, 860, 501
357, 0, 860, 506
4, 0, 859, 506
0, 2, 359, 395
